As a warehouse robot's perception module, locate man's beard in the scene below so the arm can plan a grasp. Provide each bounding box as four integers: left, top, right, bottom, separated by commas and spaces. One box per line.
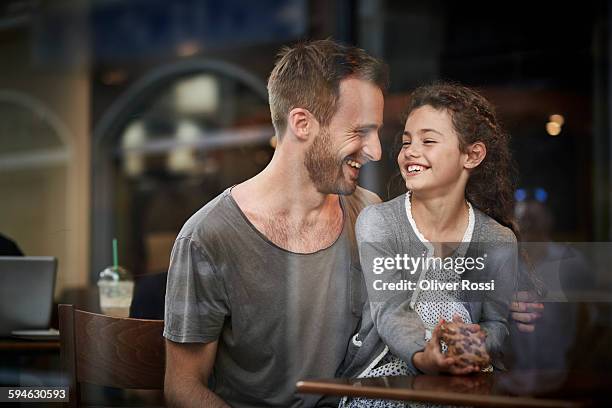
304, 128, 357, 195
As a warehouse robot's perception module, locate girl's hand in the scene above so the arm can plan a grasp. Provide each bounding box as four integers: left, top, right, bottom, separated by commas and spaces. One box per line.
451, 314, 481, 333
412, 319, 481, 375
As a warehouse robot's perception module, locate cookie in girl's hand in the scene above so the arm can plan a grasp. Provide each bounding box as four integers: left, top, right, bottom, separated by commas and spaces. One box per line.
440, 320, 491, 369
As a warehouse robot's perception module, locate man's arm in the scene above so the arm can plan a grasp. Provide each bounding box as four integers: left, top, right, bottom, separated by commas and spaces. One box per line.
164, 339, 229, 408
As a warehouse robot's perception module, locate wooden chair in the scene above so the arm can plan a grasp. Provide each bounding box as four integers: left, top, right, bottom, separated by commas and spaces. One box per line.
58, 304, 165, 407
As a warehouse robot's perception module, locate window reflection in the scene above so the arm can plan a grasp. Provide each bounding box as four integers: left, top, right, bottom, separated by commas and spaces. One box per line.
108, 69, 272, 277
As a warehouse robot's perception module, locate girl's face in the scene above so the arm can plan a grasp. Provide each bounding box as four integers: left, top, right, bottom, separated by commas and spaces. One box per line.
398, 105, 469, 194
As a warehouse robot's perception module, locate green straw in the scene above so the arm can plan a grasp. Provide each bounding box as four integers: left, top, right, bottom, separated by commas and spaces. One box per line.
112, 238, 118, 270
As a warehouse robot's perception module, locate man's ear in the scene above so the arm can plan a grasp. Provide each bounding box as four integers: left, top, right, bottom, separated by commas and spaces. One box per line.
464, 141, 487, 169
287, 108, 319, 142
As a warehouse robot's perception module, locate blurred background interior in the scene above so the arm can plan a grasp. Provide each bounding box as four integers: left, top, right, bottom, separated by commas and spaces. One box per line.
0, 0, 611, 402
1, 0, 610, 302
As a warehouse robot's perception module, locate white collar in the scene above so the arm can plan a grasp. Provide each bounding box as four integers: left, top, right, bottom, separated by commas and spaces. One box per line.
404, 191, 475, 257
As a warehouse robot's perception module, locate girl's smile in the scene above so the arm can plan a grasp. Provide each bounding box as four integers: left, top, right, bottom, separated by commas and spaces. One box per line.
402, 162, 431, 177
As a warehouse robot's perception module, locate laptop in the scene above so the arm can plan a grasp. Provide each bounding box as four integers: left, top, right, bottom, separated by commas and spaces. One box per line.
0, 256, 57, 337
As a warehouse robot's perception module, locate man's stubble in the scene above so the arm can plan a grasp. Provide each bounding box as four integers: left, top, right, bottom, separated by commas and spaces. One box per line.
304, 128, 356, 195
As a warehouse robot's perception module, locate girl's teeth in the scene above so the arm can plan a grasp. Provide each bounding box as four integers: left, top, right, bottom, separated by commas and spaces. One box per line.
408, 165, 426, 173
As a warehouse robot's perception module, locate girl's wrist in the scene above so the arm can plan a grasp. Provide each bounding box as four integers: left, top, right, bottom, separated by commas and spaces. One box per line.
412, 351, 429, 373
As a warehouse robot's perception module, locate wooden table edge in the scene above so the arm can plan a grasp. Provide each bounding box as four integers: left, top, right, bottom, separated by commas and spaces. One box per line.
296, 380, 587, 408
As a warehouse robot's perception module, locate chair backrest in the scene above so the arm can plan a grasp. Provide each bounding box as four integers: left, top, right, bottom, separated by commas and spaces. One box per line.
59, 304, 165, 407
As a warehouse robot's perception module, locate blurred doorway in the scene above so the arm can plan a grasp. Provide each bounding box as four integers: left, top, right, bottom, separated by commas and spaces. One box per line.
92, 60, 273, 280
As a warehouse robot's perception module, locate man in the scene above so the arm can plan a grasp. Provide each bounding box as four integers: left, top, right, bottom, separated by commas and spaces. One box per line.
163, 39, 387, 407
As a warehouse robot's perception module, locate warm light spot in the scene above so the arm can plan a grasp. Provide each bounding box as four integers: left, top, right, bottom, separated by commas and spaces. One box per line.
546, 121, 561, 136
549, 114, 565, 126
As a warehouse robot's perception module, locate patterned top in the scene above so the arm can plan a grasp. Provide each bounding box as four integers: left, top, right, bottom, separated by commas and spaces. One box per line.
405, 192, 475, 340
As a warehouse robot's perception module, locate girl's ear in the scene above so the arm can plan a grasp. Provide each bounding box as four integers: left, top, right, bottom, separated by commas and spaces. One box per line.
464, 141, 487, 169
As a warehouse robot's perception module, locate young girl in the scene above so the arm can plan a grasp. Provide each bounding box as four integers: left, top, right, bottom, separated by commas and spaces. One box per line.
339, 83, 518, 407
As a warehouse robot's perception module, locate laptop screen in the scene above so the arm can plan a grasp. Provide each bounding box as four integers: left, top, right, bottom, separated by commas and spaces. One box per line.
0, 256, 56, 336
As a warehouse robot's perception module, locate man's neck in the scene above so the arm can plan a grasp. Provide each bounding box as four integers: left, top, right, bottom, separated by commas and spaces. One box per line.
235, 153, 340, 217
231, 152, 344, 253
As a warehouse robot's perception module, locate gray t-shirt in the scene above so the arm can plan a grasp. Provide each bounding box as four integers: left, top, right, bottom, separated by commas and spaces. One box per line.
164, 187, 377, 407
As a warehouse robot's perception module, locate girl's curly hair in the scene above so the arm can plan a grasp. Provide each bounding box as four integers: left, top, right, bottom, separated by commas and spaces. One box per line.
402, 82, 519, 238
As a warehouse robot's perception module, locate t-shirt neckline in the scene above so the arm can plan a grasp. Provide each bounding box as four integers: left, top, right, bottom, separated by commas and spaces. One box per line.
224, 186, 347, 256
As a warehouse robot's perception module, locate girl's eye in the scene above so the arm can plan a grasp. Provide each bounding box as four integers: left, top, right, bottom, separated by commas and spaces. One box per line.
424, 140, 435, 144
402, 141, 411, 147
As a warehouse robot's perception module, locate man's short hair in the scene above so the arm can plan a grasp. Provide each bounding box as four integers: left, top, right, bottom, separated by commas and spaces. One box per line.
267, 39, 389, 138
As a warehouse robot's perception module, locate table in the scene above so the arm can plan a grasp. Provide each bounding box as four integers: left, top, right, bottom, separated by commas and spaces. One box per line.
0, 339, 61, 387
0, 339, 59, 351
297, 371, 612, 407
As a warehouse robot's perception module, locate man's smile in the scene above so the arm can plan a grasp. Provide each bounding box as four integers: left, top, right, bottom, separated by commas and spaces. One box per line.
344, 158, 365, 180
345, 159, 362, 169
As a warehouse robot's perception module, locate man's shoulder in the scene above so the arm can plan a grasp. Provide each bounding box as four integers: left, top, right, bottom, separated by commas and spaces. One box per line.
177, 188, 237, 242
341, 186, 382, 231
346, 185, 382, 208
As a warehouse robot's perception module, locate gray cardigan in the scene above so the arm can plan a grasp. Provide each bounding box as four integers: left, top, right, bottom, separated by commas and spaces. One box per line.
339, 194, 518, 378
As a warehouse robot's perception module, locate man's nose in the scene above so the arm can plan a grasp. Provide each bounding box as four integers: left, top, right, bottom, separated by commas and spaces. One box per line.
363, 133, 382, 162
